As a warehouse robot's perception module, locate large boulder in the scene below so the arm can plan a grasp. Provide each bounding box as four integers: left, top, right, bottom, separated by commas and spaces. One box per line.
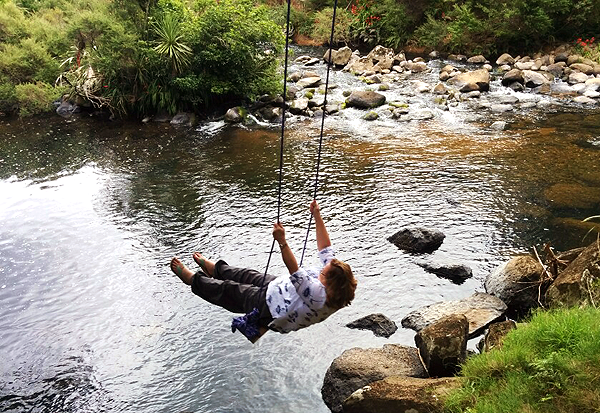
484, 255, 545, 317
56, 100, 80, 118
415, 314, 468, 377
447, 69, 490, 92
418, 261, 473, 284
322, 344, 428, 413
401, 292, 507, 338
343, 376, 460, 413
170, 111, 195, 126
345, 56, 375, 74
546, 242, 600, 307
347, 313, 398, 338
388, 227, 445, 253
345, 91, 386, 109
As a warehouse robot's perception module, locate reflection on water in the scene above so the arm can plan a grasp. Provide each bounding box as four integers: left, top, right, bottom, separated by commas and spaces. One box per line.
0, 110, 599, 412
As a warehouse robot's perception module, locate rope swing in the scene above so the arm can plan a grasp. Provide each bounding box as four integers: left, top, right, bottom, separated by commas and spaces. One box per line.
231, 0, 339, 341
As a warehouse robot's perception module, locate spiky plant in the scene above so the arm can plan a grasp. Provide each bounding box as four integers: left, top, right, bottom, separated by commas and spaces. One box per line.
152, 13, 192, 75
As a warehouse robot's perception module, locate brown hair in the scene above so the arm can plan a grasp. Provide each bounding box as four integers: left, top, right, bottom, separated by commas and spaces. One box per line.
324, 259, 357, 310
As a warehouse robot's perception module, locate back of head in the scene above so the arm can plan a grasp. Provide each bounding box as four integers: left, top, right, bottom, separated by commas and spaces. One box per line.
324, 259, 357, 310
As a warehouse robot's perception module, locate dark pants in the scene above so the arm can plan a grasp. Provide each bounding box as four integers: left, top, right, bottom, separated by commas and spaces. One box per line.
191, 260, 276, 328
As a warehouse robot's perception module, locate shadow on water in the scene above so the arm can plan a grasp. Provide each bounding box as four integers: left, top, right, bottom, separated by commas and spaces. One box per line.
0, 107, 599, 412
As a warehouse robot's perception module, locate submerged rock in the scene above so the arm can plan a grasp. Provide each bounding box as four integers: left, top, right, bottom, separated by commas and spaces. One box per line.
388, 227, 445, 253
401, 292, 507, 338
322, 344, 428, 413
346, 313, 398, 338
544, 183, 600, 210
419, 262, 473, 284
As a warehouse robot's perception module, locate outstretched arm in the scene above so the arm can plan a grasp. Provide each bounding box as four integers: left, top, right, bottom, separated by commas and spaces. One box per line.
310, 200, 331, 251
273, 222, 299, 274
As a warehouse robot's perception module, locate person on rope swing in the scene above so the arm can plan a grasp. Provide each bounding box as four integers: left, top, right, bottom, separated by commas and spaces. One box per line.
170, 200, 357, 342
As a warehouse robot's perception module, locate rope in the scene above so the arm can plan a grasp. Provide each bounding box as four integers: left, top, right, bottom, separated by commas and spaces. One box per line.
257, 0, 337, 303
259, 0, 293, 299
300, 0, 338, 266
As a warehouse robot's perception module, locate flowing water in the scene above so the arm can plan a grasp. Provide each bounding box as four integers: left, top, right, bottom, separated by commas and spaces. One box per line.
1, 62, 600, 412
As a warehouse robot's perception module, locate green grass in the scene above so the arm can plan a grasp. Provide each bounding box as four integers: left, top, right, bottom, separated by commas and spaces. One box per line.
445, 307, 600, 413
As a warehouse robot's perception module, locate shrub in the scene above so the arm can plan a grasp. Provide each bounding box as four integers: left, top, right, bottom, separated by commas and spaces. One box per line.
0, 80, 17, 113
0, 38, 59, 84
374, 0, 413, 49
176, 0, 284, 108
312, 6, 352, 45
14, 81, 62, 116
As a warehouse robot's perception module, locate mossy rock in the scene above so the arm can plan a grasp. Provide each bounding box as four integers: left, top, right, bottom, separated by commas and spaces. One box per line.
304, 91, 314, 99
343, 90, 352, 97
363, 111, 378, 121
378, 84, 390, 91
389, 101, 409, 109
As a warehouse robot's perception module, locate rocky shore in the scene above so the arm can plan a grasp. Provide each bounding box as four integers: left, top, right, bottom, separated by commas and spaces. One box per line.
320, 226, 600, 413
214, 43, 600, 128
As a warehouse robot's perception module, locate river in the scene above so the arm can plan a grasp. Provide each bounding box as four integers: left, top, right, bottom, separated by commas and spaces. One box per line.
1, 63, 600, 412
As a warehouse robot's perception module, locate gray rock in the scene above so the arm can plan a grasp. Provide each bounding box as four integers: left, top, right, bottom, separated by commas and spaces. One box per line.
347, 313, 398, 338
296, 76, 322, 89
498, 95, 520, 104
224, 107, 245, 123
502, 69, 524, 85
485, 256, 545, 317
546, 63, 564, 77
415, 314, 468, 377
401, 292, 507, 338
406, 61, 428, 72
478, 320, 517, 353
418, 261, 473, 284
570, 63, 594, 75
491, 104, 513, 113
388, 227, 445, 253
363, 111, 379, 121
303, 57, 320, 66
323, 46, 353, 66
346, 91, 386, 109
574, 96, 596, 104
290, 98, 309, 114
447, 69, 490, 92
467, 55, 487, 64
491, 121, 507, 130
433, 83, 447, 95
463, 91, 481, 99
365, 74, 382, 84
322, 344, 428, 413
343, 377, 460, 413
496, 53, 515, 65
288, 71, 302, 82
325, 104, 340, 114
585, 78, 600, 90
170, 111, 195, 126
523, 70, 550, 87
448, 54, 467, 62
546, 242, 600, 307
569, 72, 589, 84
515, 61, 534, 70
56, 100, 79, 118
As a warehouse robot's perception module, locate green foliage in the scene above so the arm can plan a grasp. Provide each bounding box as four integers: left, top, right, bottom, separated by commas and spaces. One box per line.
445, 307, 600, 413
373, 0, 412, 49
412, 13, 448, 50
0, 80, 17, 112
14, 81, 62, 116
0, 38, 59, 84
177, 0, 284, 108
312, 7, 352, 45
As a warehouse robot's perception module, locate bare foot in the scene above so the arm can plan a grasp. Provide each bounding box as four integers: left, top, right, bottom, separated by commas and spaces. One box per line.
193, 252, 215, 276
170, 257, 194, 285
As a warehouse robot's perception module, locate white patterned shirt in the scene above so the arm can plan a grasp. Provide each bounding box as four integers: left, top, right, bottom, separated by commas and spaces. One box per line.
266, 246, 336, 333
